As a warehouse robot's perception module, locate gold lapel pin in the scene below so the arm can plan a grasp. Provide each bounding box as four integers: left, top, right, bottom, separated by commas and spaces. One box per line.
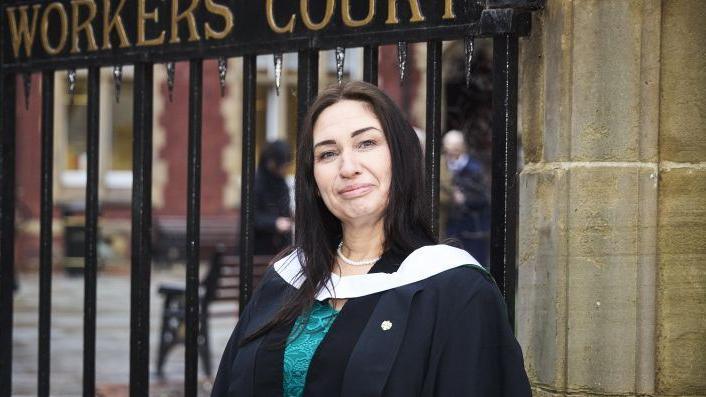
380, 320, 392, 331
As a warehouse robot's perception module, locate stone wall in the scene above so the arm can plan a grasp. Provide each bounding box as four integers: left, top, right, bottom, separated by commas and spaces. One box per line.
516, 0, 705, 395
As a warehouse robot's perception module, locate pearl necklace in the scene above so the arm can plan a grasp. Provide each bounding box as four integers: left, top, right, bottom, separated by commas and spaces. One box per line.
336, 242, 381, 266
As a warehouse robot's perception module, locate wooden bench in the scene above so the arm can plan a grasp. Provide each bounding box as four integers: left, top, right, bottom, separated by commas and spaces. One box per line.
155, 247, 272, 377
152, 215, 240, 267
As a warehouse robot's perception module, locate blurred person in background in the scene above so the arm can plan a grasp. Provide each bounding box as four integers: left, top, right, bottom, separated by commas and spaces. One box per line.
254, 140, 293, 255
442, 129, 490, 267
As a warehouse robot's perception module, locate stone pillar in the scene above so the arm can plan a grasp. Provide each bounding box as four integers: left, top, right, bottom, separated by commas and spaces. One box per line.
655, 1, 706, 394
516, 0, 705, 396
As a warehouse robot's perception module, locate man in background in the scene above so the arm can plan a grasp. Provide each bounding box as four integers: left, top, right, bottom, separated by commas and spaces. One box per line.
442, 130, 490, 267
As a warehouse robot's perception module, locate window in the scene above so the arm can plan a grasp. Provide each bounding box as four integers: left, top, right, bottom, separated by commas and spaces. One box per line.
58, 68, 134, 197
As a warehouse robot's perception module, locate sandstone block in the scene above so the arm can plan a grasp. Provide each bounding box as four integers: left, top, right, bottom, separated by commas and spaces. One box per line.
519, 164, 659, 394
565, 166, 657, 393
539, 0, 573, 162
656, 167, 706, 394
659, 1, 706, 163
517, 166, 569, 389
571, 1, 644, 161
519, 9, 545, 164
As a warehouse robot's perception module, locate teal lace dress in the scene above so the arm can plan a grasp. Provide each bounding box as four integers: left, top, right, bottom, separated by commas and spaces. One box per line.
283, 300, 339, 397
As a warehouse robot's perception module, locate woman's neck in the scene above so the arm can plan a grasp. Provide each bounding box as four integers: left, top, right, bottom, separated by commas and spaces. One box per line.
339, 221, 384, 261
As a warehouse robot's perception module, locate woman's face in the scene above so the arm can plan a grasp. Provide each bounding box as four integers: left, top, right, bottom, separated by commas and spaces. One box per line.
312, 100, 392, 228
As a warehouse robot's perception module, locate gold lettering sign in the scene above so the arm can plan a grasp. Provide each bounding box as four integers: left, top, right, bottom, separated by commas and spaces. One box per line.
41, 3, 69, 55
170, 0, 200, 44
102, 0, 131, 49
204, 0, 234, 40
6, 5, 41, 58
342, 0, 375, 28
71, 0, 98, 53
266, 0, 296, 33
442, 0, 454, 19
2, 0, 468, 61
300, 0, 334, 31
386, 0, 424, 24
137, 0, 166, 46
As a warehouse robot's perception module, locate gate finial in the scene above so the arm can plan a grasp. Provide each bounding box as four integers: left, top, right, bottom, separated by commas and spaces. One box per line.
218, 57, 228, 97
273, 53, 283, 96
67, 69, 77, 106
397, 42, 407, 85
167, 62, 176, 102
335, 47, 346, 85
166, 62, 176, 102
464, 35, 475, 88
22, 72, 31, 110
113, 65, 123, 103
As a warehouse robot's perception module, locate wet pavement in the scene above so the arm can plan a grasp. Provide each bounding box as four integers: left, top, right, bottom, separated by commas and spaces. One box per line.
11, 266, 237, 396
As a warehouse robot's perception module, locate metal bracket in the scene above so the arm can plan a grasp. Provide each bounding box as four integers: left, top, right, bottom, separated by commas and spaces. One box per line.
479, 8, 532, 36
486, 0, 545, 10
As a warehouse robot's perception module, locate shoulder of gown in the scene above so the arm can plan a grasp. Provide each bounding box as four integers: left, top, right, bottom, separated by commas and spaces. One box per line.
416, 265, 532, 397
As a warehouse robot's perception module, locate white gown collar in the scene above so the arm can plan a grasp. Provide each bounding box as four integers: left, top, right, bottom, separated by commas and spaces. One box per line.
273, 244, 483, 301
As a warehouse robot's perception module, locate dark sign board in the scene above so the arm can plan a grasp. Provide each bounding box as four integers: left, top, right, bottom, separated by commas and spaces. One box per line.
1, 0, 490, 71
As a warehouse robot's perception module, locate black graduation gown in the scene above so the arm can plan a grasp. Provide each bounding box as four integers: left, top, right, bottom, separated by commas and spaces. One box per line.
211, 249, 531, 397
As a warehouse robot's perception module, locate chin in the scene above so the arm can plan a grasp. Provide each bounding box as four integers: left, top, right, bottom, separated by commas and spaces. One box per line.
342, 208, 385, 224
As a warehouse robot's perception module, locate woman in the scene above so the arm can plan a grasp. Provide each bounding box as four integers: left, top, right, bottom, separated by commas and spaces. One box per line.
253, 140, 293, 255
212, 81, 530, 396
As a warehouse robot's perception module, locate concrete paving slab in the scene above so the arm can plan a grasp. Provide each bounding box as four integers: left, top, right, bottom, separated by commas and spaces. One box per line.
11, 267, 238, 396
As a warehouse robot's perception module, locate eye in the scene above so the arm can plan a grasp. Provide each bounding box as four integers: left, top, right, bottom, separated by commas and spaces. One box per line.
317, 151, 337, 161
358, 139, 377, 149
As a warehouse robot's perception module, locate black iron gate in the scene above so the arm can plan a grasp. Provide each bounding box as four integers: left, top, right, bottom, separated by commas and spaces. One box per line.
0, 0, 541, 395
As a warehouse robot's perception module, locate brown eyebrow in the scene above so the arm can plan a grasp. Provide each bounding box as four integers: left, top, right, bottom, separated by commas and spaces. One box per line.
313, 127, 382, 150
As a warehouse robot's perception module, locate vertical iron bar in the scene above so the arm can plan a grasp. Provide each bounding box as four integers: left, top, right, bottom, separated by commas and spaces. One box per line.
130, 62, 153, 397
363, 45, 378, 86
185, 59, 203, 396
425, 40, 442, 238
0, 72, 17, 397
239, 55, 256, 313
38, 71, 55, 397
490, 34, 519, 327
83, 66, 100, 397
296, 49, 319, 145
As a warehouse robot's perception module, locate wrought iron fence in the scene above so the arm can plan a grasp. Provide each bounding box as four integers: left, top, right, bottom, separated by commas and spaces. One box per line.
0, 0, 541, 395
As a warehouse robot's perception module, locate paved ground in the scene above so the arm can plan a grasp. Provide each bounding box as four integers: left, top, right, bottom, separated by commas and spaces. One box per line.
11, 265, 237, 396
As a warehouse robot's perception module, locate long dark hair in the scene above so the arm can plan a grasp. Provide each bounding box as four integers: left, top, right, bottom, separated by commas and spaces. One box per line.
244, 81, 435, 343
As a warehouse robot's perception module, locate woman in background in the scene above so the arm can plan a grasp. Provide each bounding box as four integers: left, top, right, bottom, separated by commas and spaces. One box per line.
253, 140, 293, 255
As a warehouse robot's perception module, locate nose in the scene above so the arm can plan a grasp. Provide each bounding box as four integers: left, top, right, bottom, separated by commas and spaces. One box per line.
338, 149, 361, 178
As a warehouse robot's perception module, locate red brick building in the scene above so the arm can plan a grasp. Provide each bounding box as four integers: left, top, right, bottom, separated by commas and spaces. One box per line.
12, 41, 484, 272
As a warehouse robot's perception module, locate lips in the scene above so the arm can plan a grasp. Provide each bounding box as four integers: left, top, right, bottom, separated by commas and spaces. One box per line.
338, 183, 374, 198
